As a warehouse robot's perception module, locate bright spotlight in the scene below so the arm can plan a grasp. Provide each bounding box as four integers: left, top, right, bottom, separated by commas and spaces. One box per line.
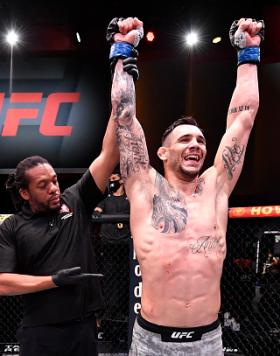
212, 36, 222, 44
76, 32, 81, 43
146, 31, 155, 42
5, 30, 19, 46
185, 32, 199, 47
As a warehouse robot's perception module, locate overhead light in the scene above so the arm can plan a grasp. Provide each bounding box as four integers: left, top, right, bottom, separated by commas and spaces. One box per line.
212, 36, 222, 44
146, 31, 155, 42
76, 32, 81, 43
5, 29, 19, 46
185, 32, 199, 47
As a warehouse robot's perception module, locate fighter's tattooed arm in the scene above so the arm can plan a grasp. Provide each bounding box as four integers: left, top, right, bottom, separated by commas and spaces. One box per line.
152, 173, 187, 233
228, 105, 250, 115
217, 51, 259, 194
222, 137, 245, 180
111, 61, 149, 182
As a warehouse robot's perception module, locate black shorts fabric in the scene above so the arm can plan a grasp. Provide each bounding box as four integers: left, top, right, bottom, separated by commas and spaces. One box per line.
17, 315, 98, 356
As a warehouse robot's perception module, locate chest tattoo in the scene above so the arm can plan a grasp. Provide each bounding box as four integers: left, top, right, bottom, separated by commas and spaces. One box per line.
152, 173, 187, 233
192, 177, 205, 197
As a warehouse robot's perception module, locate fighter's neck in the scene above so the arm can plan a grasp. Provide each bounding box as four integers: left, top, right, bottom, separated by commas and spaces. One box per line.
164, 171, 201, 195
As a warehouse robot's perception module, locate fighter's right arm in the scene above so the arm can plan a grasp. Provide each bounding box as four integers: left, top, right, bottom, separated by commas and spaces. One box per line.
110, 18, 151, 193
0, 273, 55, 296
112, 60, 150, 187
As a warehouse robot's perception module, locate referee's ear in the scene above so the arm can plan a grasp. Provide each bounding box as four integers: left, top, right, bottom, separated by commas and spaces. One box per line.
19, 188, 30, 201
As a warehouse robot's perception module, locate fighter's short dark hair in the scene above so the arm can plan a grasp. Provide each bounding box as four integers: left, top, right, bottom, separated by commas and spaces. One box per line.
161, 116, 202, 145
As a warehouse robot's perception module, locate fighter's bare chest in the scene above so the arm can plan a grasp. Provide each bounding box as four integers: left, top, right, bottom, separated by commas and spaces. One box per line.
151, 192, 216, 235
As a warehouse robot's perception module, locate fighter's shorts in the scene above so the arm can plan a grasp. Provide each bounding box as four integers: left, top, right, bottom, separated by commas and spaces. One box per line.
129, 313, 223, 356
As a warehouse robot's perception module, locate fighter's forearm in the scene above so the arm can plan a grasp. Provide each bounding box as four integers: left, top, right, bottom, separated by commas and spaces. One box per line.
227, 56, 259, 131
112, 60, 136, 125
227, 17, 263, 130
0, 273, 56, 296
112, 60, 149, 181
228, 64, 259, 120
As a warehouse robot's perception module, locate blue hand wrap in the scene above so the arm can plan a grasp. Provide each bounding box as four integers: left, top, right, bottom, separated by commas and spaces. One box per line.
237, 46, 260, 66
109, 42, 134, 60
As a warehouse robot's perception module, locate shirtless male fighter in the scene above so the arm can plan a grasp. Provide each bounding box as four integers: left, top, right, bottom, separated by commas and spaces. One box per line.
108, 16, 264, 355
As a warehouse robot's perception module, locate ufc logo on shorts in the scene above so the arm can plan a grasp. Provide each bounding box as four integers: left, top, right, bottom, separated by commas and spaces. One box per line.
171, 331, 195, 339
0, 92, 80, 136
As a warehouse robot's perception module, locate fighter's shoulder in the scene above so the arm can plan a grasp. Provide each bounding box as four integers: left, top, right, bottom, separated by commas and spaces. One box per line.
126, 166, 156, 198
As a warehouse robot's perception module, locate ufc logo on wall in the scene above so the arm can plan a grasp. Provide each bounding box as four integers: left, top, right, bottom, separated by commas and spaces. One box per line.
0, 92, 80, 136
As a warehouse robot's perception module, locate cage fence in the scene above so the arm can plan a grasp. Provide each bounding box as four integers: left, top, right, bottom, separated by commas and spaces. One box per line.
221, 217, 280, 355
94, 232, 130, 354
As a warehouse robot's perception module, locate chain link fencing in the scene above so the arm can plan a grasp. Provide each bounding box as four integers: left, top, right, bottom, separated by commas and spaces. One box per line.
94, 227, 130, 354
221, 217, 280, 355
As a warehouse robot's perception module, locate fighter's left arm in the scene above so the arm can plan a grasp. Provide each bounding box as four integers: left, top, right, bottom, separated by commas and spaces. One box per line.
214, 18, 264, 197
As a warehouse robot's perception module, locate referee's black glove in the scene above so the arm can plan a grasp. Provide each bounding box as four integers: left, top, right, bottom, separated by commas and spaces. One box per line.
52, 267, 103, 287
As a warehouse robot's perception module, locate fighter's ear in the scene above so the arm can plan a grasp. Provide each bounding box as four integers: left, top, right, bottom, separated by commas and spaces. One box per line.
157, 146, 168, 161
19, 188, 30, 201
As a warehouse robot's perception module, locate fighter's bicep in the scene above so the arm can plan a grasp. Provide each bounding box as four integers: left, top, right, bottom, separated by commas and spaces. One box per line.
117, 120, 150, 182
214, 119, 251, 194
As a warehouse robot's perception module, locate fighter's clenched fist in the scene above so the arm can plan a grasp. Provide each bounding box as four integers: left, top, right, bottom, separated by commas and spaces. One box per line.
107, 17, 144, 81
229, 18, 264, 66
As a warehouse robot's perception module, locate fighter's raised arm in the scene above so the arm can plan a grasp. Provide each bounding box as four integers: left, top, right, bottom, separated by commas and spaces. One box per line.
108, 17, 153, 195
88, 18, 143, 193
213, 18, 264, 197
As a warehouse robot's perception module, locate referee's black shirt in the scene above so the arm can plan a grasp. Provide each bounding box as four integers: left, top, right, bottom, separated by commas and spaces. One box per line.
0, 170, 105, 326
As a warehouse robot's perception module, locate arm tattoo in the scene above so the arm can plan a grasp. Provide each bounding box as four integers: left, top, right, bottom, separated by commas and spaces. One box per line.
222, 137, 245, 180
117, 125, 149, 181
114, 73, 135, 126
152, 173, 187, 233
112, 62, 135, 127
228, 105, 250, 115
113, 63, 149, 181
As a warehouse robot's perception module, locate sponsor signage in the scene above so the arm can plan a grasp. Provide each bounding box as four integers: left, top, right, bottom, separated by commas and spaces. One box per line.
229, 205, 280, 218
0, 55, 109, 170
